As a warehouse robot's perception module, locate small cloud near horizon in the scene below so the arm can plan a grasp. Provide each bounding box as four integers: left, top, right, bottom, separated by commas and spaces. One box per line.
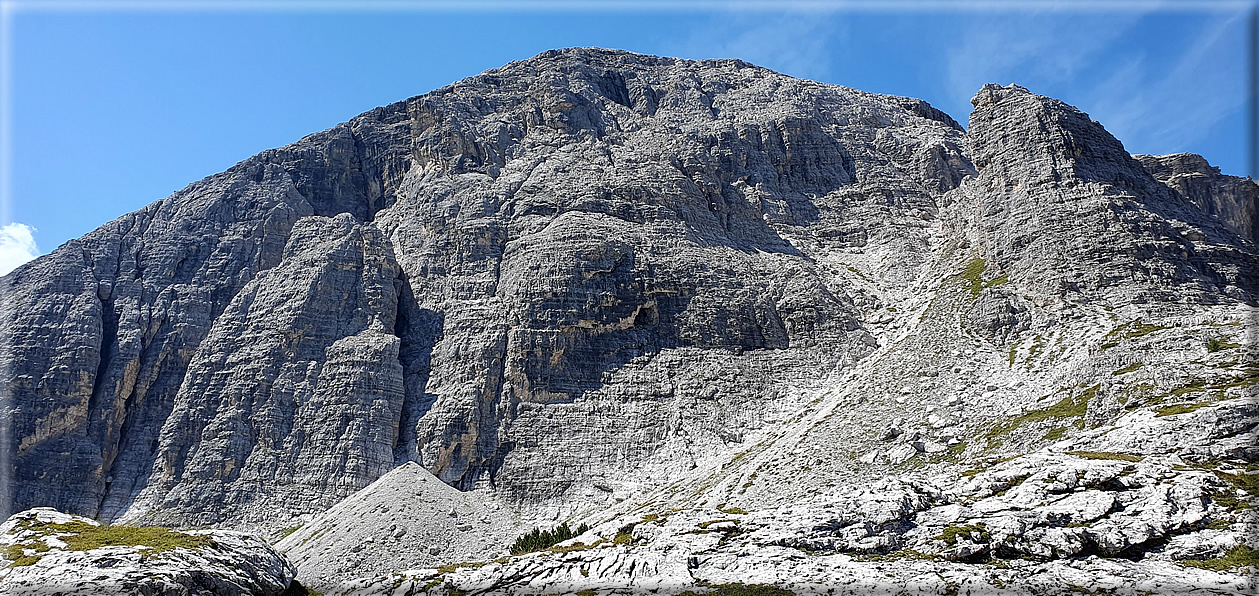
0, 223, 41, 276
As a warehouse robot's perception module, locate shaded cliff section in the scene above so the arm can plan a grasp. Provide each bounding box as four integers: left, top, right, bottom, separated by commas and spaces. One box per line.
0, 104, 417, 521
1135, 152, 1259, 245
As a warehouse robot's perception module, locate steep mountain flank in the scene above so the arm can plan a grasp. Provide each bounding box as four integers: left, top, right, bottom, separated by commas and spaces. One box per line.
3, 48, 975, 528
1, 48, 1256, 594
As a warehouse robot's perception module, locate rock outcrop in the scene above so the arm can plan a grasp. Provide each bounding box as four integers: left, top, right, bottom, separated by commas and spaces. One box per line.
1136, 152, 1259, 244
0, 508, 298, 595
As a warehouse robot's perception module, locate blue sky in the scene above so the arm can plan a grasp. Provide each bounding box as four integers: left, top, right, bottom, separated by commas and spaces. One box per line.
0, 1, 1254, 273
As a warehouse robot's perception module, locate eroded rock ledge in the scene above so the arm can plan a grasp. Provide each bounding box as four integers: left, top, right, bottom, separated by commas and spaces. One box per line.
0, 508, 301, 595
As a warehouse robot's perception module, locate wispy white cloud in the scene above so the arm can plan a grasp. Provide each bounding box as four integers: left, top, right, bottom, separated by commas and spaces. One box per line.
943, 10, 1144, 108
0, 223, 39, 276
942, 8, 1248, 171
668, 12, 844, 82
1084, 14, 1247, 158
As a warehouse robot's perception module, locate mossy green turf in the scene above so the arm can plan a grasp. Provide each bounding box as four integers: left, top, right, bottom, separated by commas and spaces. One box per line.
1181, 545, 1258, 571
1099, 320, 1168, 350
959, 258, 1008, 298
985, 386, 1096, 442
678, 583, 797, 596
1066, 451, 1143, 462
4, 518, 213, 567
934, 524, 990, 545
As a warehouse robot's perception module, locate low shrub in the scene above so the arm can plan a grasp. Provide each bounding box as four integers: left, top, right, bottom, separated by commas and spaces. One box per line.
509, 522, 589, 555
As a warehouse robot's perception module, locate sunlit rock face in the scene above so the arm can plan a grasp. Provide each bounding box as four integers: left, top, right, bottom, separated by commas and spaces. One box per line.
2, 48, 971, 527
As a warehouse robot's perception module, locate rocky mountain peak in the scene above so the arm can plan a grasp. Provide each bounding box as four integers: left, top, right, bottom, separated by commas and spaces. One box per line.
967, 83, 1148, 190
1135, 152, 1259, 244
2, 48, 1256, 596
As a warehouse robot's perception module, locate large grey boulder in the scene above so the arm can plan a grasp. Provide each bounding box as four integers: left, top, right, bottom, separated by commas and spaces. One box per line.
0, 508, 298, 595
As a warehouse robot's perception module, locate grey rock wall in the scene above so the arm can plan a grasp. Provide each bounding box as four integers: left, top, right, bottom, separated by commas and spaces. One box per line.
2, 49, 1255, 549
1136, 152, 1259, 244
945, 84, 1256, 308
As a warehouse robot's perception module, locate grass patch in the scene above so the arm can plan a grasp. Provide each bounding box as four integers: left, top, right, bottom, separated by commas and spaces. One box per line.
1203, 519, 1232, 530
3, 543, 46, 567
934, 524, 990, 545
549, 538, 604, 553
958, 258, 1008, 298
1112, 363, 1143, 376
1215, 470, 1259, 498
678, 583, 796, 596
1212, 490, 1254, 512
613, 526, 634, 545
697, 519, 739, 530
8, 518, 212, 562
717, 505, 748, 515
986, 386, 1096, 441
1181, 544, 1259, 571
1042, 427, 1067, 441
435, 561, 487, 575
1066, 451, 1143, 462
1206, 337, 1241, 353
275, 526, 301, 541
1169, 379, 1209, 397
509, 522, 589, 556
1191, 372, 1259, 394
1099, 320, 1169, 350
1156, 402, 1213, 417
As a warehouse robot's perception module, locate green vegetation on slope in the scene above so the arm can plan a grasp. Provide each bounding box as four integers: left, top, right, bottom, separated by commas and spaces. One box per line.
959, 258, 1009, 298
3, 518, 213, 567
509, 521, 590, 555
934, 524, 990, 545
1066, 451, 1143, 462
678, 582, 797, 596
1181, 545, 1259, 571
985, 385, 1097, 443
1099, 320, 1168, 350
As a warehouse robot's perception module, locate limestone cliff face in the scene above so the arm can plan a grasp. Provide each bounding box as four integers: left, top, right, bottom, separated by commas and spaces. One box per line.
1135, 152, 1259, 244
946, 84, 1256, 307
1, 49, 1254, 537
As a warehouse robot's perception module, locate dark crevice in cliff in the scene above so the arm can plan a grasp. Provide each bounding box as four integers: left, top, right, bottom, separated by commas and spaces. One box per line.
86, 299, 119, 424
392, 273, 443, 465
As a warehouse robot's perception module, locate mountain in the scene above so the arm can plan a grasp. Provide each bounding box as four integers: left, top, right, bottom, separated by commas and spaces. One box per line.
1, 48, 1255, 594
